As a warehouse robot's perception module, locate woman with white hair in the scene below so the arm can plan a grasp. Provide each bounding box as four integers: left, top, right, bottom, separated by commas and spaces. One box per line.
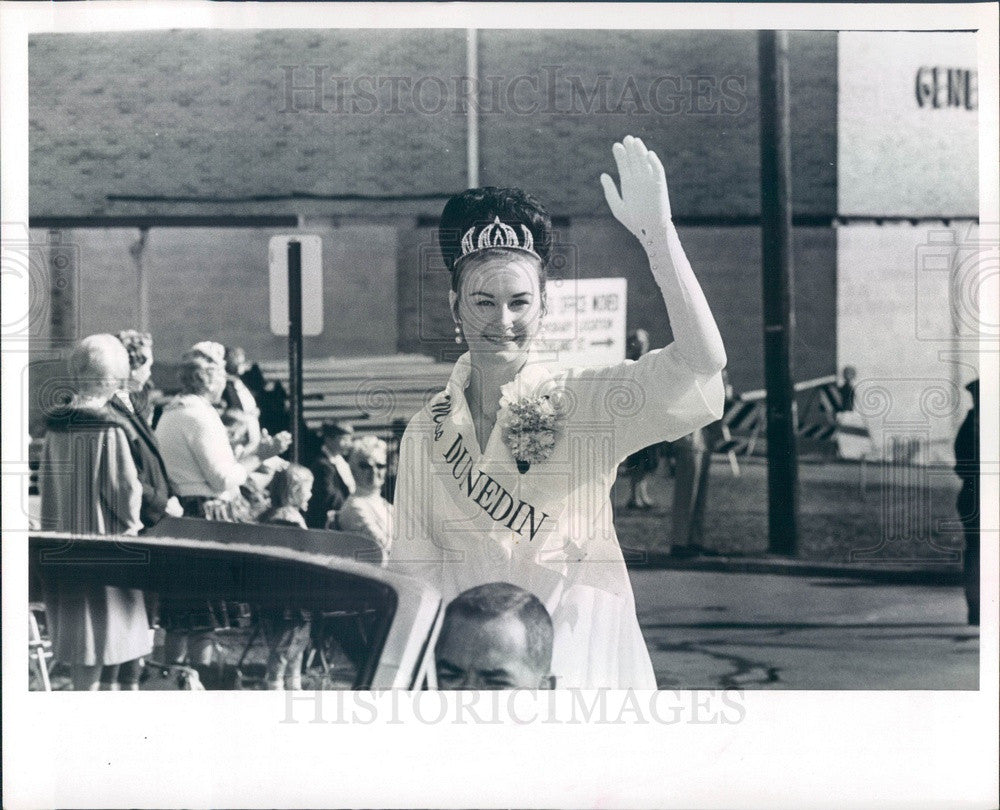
336, 435, 394, 561
39, 333, 152, 690
154, 341, 290, 668
155, 341, 289, 521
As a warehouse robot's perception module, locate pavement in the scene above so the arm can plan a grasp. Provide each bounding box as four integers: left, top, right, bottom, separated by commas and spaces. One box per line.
630, 567, 980, 689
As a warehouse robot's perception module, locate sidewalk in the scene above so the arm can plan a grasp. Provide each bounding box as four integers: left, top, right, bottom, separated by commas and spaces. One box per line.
630, 567, 979, 689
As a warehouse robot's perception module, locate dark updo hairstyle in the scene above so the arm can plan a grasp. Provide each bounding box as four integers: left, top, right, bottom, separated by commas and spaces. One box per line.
438, 187, 553, 293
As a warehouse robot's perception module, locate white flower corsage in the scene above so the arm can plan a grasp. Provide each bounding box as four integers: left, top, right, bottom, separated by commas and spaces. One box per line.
498, 394, 565, 474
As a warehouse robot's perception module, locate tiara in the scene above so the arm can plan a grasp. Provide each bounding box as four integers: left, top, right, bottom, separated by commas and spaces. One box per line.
457, 217, 539, 265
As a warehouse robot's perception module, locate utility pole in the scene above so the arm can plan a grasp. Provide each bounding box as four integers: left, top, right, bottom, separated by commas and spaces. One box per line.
758, 30, 800, 555
287, 239, 303, 464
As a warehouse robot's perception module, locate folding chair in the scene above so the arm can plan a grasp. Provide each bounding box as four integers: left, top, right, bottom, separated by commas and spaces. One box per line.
29, 602, 53, 691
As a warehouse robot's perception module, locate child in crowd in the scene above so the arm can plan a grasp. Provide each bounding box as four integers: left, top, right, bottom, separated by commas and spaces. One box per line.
258, 464, 314, 688
261, 464, 314, 528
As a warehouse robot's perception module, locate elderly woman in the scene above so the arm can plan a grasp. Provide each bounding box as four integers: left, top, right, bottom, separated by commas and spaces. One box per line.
110, 330, 183, 528
336, 436, 395, 559
39, 334, 152, 690
155, 341, 289, 521
391, 137, 727, 688
154, 341, 290, 668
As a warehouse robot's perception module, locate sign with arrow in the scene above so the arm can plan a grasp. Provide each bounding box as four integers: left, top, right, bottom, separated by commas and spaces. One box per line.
537, 277, 627, 367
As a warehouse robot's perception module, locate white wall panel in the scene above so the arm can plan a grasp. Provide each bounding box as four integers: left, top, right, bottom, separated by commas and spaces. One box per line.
837, 222, 981, 465
838, 32, 978, 217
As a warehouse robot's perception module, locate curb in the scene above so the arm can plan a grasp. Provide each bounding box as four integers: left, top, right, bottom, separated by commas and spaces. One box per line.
625, 551, 963, 585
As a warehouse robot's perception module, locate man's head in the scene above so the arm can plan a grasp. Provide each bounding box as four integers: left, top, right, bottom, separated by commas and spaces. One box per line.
435, 582, 554, 690
225, 345, 247, 377
321, 420, 354, 456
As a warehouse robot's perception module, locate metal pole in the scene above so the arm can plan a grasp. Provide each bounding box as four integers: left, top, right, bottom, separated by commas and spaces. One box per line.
758, 30, 800, 556
466, 28, 479, 188
287, 239, 303, 464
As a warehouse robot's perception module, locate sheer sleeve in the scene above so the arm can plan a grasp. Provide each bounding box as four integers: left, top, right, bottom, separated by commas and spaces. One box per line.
561, 342, 724, 467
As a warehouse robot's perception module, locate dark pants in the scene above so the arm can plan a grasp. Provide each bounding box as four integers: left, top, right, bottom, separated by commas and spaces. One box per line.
957, 483, 979, 624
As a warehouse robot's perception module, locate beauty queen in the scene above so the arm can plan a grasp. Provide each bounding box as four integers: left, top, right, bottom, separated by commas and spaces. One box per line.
391, 136, 727, 688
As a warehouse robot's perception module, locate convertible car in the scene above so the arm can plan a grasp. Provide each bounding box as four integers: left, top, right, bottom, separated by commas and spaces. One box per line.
28, 518, 443, 690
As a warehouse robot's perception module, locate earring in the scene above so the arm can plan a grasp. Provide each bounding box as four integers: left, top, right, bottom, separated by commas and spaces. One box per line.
454, 323, 463, 344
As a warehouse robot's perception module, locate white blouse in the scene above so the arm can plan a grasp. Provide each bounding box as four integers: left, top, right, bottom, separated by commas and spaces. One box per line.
390, 343, 723, 689
155, 394, 248, 499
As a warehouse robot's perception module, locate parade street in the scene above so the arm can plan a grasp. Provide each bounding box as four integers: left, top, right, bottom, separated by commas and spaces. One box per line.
631, 569, 979, 690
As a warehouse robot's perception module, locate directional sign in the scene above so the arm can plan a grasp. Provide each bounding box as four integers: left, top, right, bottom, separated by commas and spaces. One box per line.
538, 277, 627, 367
268, 235, 323, 336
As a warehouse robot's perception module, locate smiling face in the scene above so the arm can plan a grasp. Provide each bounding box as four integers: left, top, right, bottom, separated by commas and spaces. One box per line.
450, 251, 545, 363
435, 613, 551, 690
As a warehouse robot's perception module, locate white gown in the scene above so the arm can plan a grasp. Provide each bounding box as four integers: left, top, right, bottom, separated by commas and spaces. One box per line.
390, 343, 724, 688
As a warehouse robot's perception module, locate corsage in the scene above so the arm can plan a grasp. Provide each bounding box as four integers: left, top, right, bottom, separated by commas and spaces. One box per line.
498, 394, 565, 474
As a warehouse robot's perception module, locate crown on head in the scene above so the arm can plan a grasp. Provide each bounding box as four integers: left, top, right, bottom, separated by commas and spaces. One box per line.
458, 217, 538, 265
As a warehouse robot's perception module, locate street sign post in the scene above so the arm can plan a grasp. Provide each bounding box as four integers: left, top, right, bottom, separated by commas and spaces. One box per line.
269, 234, 323, 463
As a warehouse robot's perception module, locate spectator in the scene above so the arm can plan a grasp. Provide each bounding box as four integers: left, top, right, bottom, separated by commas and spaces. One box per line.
111, 330, 183, 528
622, 328, 659, 509
305, 420, 356, 529
38, 334, 152, 690
155, 341, 289, 521
261, 464, 314, 529
98, 331, 180, 690
260, 604, 311, 691
256, 465, 314, 689
435, 582, 555, 690
673, 366, 738, 555
241, 360, 288, 437
955, 379, 979, 626
154, 341, 289, 669
115, 330, 156, 424
220, 345, 263, 457
220, 409, 275, 521
838, 365, 857, 412
381, 417, 408, 505
337, 436, 394, 558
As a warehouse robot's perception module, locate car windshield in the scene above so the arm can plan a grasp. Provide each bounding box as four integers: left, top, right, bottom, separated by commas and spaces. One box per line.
29, 533, 398, 691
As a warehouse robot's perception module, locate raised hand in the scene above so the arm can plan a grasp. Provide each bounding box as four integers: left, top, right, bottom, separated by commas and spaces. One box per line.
258, 429, 292, 460
599, 135, 673, 246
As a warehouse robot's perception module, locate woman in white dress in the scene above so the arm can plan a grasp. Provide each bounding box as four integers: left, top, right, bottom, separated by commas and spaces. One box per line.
390, 137, 727, 688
